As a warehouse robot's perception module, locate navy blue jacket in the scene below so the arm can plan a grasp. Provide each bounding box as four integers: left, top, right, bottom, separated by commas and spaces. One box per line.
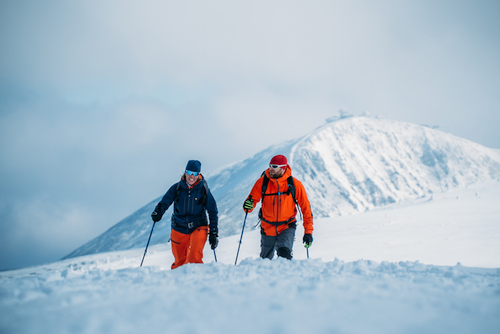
156, 176, 218, 235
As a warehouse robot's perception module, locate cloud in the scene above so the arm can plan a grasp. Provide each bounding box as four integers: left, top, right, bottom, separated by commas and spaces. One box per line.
0, 196, 101, 270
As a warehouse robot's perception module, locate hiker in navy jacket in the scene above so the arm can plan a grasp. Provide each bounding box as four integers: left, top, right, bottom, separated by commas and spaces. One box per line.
151, 160, 218, 269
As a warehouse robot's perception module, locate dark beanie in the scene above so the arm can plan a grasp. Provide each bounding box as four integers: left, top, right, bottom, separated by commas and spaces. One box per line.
270, 155, 287, 166
186, 160, 201, 173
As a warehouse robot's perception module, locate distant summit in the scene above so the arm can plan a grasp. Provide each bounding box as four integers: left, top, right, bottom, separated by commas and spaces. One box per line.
64, 116, 500, 259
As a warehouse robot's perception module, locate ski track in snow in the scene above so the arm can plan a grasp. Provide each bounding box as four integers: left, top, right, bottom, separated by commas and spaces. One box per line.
1, 180, 500, 334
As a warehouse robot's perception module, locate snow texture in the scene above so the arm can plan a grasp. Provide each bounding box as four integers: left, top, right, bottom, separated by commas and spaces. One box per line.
1, 179, 500, 334
64, 116, 500, 259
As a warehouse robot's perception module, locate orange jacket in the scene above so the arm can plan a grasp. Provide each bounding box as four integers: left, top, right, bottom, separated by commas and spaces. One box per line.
245, 166, 313, 236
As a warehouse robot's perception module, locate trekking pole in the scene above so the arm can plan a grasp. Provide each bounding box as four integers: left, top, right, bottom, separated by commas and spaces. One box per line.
140, 222, 156, 267
235, 195, 252, 265
213, 249, 218, 262
307, 247, 310, 259
235, 212, 250, 265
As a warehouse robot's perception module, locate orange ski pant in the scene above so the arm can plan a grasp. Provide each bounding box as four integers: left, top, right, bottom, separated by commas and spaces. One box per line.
170, 226, 208, 269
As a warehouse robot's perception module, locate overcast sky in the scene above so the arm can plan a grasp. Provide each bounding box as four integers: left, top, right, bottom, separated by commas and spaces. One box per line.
1, 0, 499, 271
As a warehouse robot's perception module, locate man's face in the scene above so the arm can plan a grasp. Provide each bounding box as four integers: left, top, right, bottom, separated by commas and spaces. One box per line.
269, 166, 285, 178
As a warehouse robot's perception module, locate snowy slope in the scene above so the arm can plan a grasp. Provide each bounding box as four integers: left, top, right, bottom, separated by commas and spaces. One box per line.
64, 116, 500, 259
2, 180, 500, 334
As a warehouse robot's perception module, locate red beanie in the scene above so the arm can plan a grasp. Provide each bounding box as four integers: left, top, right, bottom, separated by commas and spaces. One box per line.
270, 155, 287, 167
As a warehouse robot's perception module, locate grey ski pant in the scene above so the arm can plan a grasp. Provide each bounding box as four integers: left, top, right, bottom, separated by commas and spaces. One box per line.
260, 226, 296, 260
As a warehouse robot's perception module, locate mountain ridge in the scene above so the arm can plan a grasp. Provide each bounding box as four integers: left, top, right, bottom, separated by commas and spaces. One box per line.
63, 116, 500, 259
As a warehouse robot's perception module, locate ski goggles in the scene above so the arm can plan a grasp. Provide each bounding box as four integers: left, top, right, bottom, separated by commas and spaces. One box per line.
269, 164, 287, 169
186, 170, 200, 176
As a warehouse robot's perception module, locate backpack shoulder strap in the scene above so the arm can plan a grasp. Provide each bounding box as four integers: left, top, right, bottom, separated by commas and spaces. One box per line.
174, 181, 182, 202
261, 171, 270, 198
199, 178, 209, 207
286, 176, 297, 204
287, 176, 303, 220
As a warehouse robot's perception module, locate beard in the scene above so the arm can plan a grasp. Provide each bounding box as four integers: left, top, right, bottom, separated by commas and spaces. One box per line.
269, 168, 285, 178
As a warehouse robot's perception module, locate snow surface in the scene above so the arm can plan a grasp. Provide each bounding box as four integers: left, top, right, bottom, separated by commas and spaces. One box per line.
64, 117, 500, 259
2, 180, 500, 334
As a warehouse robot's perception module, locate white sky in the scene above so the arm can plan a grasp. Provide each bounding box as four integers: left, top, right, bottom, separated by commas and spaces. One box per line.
1, 0, 499, 270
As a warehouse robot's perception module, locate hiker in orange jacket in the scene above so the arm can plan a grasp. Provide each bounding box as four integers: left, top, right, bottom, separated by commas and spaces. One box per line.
243, 155, 313, 260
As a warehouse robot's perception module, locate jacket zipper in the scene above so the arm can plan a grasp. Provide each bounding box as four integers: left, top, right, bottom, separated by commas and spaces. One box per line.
187, 188, 192, 215
275, 179, 279, 235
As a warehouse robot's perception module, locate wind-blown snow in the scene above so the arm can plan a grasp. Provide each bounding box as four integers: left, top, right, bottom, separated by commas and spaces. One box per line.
1, 180, 500, 334
63, 117, 500, 259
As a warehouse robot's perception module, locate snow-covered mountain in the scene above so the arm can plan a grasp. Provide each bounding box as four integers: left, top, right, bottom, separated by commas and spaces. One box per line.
64, 116, 500, 259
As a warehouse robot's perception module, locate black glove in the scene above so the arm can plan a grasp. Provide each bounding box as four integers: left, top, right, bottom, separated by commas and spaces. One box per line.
209, 232, 219, 250
303, 234, 313, 248
243, 197, 254, 211
151, 205, 163, 222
